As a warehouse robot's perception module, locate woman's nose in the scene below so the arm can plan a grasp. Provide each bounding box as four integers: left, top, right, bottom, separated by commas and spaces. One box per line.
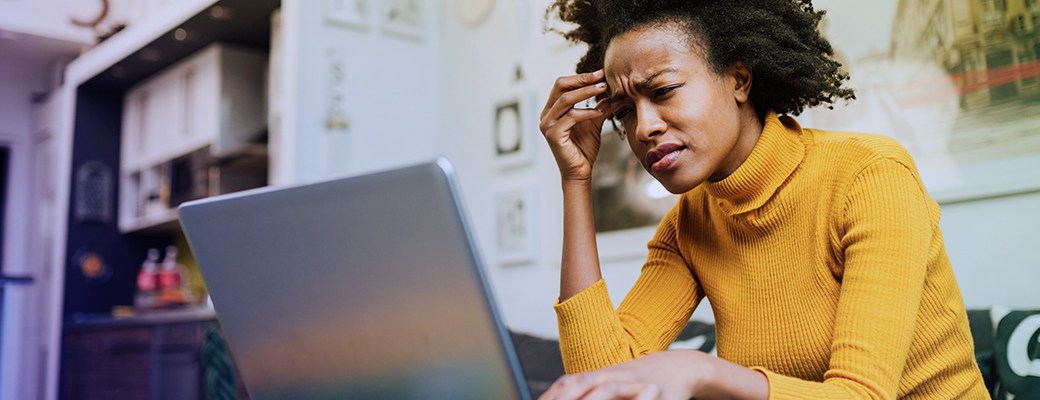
633, 104, 666, 142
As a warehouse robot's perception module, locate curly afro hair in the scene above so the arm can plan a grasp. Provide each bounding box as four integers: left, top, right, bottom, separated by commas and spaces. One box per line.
545, 0, 855, 117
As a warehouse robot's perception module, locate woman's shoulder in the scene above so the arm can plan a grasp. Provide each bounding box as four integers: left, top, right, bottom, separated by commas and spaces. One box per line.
803, 127, 917, 173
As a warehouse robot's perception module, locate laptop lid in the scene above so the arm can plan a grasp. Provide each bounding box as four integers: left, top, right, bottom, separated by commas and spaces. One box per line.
179, 158, 531, 399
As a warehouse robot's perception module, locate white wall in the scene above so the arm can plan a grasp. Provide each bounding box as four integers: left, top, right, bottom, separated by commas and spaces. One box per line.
0, 35, 77, 400
275, 1, 442, 184
0, 42, 40, 400
0, 61, 35, 134
438, 0, 567, 338
942, 191, 1040, 309
437, 0, 1040, 340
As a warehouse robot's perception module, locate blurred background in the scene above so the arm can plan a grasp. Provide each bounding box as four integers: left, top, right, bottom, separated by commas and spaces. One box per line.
0, 0, 1037, 399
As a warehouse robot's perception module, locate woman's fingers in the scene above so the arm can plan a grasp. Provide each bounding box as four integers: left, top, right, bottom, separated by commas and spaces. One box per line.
541, 97, 611, 140
538, 372, 661, 400
539, 373, 603, 400
581, 381, 661, 400
538, 71, 611, 181
540, 107, 605, 141
542, 69, 605, 118
542, 82, 609, 126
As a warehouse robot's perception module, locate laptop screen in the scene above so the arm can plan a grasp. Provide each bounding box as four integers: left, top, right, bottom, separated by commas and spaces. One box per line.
180, 159, 530, 399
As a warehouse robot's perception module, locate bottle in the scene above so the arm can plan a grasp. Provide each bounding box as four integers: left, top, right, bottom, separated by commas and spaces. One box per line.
158, 245, 187, 306
134, 248, 160, 309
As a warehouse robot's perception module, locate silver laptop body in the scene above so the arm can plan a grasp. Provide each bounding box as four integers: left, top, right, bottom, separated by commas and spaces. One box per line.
179, 158, 532, 399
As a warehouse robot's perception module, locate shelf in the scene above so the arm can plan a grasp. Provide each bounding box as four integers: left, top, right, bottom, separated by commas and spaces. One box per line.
211, 143, 269, 167
121, 207, 181, 236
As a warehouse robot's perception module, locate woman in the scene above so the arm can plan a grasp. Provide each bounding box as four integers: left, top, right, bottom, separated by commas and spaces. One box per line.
536, 1, 988, 399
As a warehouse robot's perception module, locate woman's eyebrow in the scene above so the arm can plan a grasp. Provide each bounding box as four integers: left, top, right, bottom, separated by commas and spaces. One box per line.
607, 68, 678, 104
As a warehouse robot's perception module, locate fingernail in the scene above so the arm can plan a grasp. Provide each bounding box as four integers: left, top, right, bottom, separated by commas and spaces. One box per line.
596, 83, 606, 89
597, 108, 604, 113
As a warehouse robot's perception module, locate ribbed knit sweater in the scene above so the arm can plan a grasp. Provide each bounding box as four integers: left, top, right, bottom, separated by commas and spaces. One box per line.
554, 112, 988, 399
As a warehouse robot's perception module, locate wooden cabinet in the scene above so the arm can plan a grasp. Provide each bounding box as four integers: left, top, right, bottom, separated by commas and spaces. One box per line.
119, 43, 268, 233
61, 318, 212, 400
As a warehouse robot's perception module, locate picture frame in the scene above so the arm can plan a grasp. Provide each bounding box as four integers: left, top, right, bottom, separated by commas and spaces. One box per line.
324, 0, 371, 31
590, 125, 677, 235
494, 186, 537, 267
493, 92, 535, 169
378, 0, 425, 41
589, 123, 679, 261
801, 0, 1040, 204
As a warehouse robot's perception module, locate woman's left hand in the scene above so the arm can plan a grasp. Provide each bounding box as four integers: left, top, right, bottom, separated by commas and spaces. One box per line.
537, 350, 705, 400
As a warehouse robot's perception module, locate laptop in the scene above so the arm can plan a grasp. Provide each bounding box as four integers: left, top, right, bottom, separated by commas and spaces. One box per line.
179, 158, 533, 399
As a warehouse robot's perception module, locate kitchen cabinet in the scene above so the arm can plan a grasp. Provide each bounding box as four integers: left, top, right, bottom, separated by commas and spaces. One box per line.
60, 312, 217, 400
54, 1, 279, 397
118, 43, 268, 233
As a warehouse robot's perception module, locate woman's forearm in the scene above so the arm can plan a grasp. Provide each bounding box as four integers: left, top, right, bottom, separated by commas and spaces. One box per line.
559, 179, 603, 301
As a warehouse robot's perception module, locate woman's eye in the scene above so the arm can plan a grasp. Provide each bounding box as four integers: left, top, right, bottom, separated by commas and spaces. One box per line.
613, 107, 632, 120
653, 86, 676, 98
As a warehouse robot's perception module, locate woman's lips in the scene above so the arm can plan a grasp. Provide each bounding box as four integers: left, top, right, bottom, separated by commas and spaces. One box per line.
645, 144, 685, 174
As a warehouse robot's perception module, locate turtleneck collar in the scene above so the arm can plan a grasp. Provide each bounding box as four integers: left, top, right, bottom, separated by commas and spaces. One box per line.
703, 111, 806, 214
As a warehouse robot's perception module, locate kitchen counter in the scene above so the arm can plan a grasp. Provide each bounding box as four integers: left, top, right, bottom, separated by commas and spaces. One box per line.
65, 306, 217, 331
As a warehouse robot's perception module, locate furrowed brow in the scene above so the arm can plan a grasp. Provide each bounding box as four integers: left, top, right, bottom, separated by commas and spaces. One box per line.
607, 68, 678, 105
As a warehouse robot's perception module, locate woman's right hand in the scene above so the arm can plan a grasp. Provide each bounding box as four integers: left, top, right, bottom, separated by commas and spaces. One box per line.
540, 70, 611, 183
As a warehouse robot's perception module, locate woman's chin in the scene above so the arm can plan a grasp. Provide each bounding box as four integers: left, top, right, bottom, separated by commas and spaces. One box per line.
658, 179, 699, 195
653, 167, 711, 194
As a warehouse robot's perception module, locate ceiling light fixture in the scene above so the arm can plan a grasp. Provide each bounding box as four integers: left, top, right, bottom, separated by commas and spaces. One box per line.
173, 28, 190, 41
209, 6, 234, 20
139, 48, 161, 62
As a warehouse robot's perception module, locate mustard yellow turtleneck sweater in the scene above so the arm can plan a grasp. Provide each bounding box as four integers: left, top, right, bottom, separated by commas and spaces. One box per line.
554, 113, 988, 399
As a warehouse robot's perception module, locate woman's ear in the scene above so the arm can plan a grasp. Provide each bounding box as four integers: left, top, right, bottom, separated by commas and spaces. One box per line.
730, 61, 752, 104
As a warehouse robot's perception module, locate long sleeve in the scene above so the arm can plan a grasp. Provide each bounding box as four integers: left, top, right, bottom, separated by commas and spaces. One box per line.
554, 206, 702, 373
753, 158, 934, 399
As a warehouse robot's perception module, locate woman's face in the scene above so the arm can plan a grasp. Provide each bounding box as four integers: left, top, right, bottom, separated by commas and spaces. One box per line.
604, 22, 761, 194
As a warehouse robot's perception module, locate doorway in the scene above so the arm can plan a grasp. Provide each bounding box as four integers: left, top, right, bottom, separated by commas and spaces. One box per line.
0, 145, 8, 393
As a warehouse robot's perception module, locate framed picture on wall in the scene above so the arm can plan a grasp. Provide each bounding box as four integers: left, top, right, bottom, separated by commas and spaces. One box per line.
800, 0, 1040, 203
379, 0, 425, 41
324, 0, 371, 31
590, 125, 678, 261
495, 186, 536, 267
493, 94, 534, 169
591, 126, 677, 234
